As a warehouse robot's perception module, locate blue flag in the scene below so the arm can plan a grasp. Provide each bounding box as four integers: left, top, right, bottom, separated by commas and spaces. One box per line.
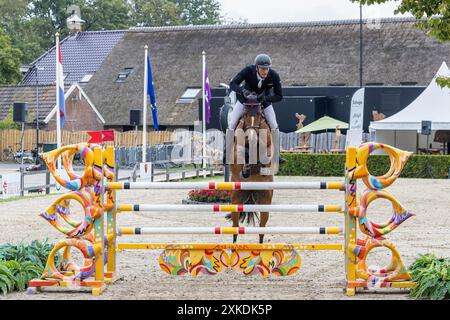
147, 55, 159, 131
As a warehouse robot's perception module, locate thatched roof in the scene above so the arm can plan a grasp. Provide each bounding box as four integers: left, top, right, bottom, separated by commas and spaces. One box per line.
83, 18, 450, 127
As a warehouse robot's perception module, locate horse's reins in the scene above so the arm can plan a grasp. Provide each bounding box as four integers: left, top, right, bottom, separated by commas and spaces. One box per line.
238, 106, 271, 170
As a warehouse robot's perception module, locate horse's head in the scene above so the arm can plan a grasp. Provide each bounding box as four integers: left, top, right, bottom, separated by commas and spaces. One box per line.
235, 93, 272, 179
241, 93, 263, 130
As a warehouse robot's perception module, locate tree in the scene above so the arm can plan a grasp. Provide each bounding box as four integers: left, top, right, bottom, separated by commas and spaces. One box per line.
0, 0, 40, 64
173, 0, 222, 25
72, 0, 133, 31
351, 0, 450, 87
0, 28, 22, 84
0, 0, 225, 65
131, 0, 183, 27
0, 108, 20, 129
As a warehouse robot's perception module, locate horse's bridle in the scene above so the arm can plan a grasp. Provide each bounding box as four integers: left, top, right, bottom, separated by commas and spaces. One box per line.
239, 104, 267, 132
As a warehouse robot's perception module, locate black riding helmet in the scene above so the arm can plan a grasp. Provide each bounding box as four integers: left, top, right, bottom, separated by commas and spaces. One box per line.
255, 54, 272, 68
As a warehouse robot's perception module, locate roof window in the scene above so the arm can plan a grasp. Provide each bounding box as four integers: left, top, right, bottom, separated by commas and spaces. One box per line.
80, 74, 94, 83
116, 68, 134, 83
176, 87, 201, 104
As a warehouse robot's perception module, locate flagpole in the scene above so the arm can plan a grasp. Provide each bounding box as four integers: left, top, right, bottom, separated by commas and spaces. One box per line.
202, 51, 206, 178
55, 32, 62, 171
143, 45, 148, 163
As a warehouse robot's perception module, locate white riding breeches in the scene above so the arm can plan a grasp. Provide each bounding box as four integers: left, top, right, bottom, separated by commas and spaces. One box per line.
228, 101, 279, 130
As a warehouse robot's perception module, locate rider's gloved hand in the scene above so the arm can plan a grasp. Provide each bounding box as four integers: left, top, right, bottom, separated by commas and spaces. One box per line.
257, 93, 266, 103
241, 89, 252, 102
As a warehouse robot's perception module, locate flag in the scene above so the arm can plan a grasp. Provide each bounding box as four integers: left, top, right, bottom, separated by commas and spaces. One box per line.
56, 37, 65, 129
147, 55, 159, 131
87, 131, 102, 143
204, 64, 212, 124
87, 130, 115, 143
102, 129, 115, 142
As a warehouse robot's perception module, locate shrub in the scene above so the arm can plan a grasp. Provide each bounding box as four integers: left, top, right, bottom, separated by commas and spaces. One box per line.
278, 153, 450, 178
188, 189, 231, 203
409, 254, 450, 300
0, 239, 58, 295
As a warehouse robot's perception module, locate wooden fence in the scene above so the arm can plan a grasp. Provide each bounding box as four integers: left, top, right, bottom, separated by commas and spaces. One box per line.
0, 129, 174, 160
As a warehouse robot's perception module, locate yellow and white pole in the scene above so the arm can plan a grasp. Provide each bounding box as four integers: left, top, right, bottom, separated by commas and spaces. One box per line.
118, 226, 343, 235
107, 181, 345, 190
117, 203, 342, 213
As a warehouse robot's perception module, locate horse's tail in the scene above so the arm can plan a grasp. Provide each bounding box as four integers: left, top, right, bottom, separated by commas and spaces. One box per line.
225, 192, 260, 226
225, 212, 260, 225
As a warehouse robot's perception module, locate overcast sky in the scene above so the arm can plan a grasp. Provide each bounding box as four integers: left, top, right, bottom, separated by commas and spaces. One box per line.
217, 0, 412, 23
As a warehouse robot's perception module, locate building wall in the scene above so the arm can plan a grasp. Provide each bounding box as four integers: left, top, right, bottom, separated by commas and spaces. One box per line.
46, 88, 103, 131
206, 86, 426, 133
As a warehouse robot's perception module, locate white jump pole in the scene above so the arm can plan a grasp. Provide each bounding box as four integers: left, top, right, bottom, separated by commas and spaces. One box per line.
109, 181, 345, 190
119, 226, 343, 235
118, 204, 342, 213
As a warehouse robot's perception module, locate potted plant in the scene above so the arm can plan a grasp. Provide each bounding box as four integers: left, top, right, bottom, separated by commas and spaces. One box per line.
183, 189, 231, 204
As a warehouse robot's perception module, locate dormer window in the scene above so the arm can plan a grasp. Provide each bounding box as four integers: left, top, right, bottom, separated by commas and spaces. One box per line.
116, 68, 134, 83
80, 74, 94, 83
176, 87, 201, 104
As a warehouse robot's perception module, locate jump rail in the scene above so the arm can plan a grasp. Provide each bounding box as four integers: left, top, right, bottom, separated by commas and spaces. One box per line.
118, 226, 343, 235
108, 181, 345, 190
117, 243, 344, 251
117, 204, 343, 213
28, 142, 416, 297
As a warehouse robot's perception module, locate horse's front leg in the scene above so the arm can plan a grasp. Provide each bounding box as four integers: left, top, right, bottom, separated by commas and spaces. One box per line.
259, 212, 269, 244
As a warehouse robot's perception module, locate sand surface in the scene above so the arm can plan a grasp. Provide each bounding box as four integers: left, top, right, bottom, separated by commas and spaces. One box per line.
1, 176, 449, 300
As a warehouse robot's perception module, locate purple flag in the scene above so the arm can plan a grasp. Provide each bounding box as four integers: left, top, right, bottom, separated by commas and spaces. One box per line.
204, 65, 212, 124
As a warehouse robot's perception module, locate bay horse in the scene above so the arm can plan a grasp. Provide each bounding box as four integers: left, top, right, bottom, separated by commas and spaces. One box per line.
227, 94, 275, 243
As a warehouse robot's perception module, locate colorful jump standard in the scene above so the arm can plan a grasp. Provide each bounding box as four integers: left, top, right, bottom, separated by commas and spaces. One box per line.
28, 142, 415, 296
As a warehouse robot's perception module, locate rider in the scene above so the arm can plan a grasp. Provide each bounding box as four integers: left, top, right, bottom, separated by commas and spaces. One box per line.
228, 53, 283, 130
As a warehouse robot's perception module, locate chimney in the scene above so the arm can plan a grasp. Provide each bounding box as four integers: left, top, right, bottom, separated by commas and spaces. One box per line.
67, 11, 85, 35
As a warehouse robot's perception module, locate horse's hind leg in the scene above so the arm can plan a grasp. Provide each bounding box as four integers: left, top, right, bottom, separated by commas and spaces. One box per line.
231, 212, 239, 243
259, 212, 269, 244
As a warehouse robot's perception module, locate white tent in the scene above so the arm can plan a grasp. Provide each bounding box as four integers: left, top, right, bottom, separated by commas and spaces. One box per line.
369, 62, 450, 152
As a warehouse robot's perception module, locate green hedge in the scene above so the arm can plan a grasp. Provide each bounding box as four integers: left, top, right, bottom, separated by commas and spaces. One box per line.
278, 153, 450, 179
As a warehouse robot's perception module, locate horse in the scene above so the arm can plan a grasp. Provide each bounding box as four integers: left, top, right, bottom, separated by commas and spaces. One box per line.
227, 94, 275, 243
